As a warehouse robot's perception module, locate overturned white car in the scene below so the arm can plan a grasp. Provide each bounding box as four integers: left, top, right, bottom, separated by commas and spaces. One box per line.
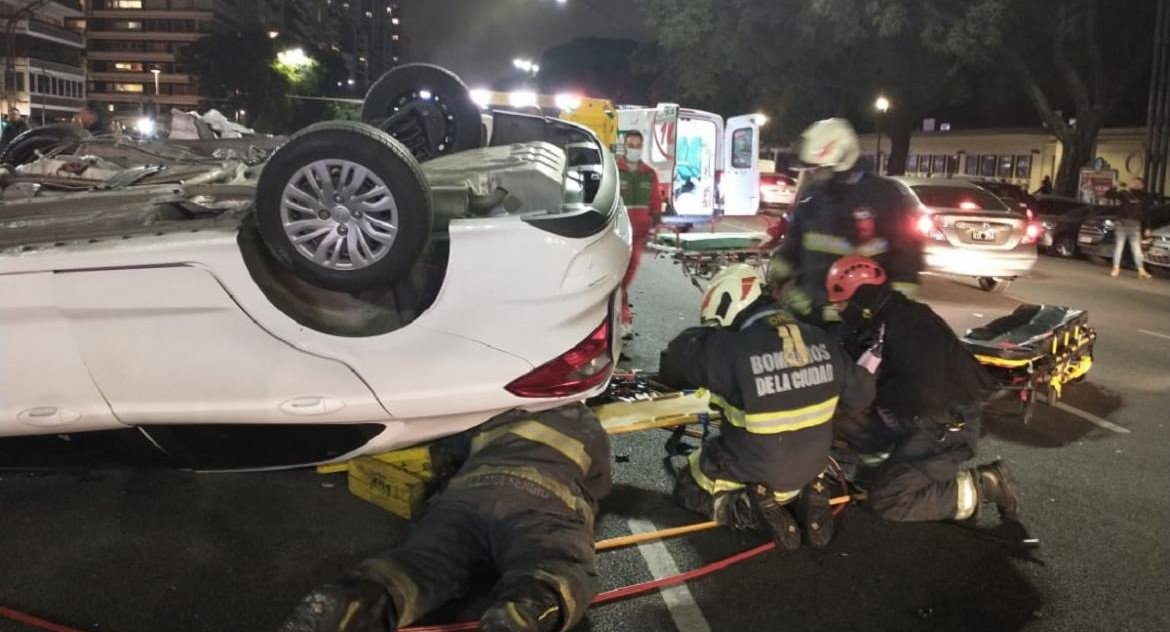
0, 65, 631, 469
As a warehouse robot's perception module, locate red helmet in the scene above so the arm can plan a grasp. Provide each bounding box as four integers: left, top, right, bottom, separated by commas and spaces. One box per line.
826, 255, 887, 303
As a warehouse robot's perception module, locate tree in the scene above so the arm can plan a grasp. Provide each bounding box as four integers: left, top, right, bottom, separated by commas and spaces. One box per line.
1, 0, 51, 111
635, 0, 977, 174
183, 27, 292, 132
921, 0, 1156, 195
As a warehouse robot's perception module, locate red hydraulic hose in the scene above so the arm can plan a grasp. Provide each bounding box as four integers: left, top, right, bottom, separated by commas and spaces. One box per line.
400, 541, 778, 632
0, 606, 90, 632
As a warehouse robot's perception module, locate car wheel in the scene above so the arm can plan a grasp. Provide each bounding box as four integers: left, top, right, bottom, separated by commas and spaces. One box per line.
977, 277, 1012, 293
0, 124, 90, 166
361, 63, 483, 162
1052, 235, 1077, 258
255, 121, 433, 292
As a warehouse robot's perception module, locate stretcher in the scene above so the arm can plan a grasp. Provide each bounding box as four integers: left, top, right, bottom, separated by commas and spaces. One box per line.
647, 228, 774, 285
961, 304, 1096, 423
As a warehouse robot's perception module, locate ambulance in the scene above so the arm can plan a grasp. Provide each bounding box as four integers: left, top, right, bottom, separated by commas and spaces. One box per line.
616, 104, 765, 223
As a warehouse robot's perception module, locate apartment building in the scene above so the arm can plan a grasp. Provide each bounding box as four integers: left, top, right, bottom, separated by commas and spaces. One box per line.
0, 0, 87, 123
84, 0, 241, 122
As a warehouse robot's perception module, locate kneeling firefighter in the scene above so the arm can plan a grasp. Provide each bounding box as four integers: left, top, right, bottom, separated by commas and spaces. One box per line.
279, 404, 611, 632
767, 118, 923, 333
825, 255, 1022, 523
658, 264, 877, 550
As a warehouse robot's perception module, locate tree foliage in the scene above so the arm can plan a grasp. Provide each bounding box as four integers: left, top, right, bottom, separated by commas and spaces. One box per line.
921, 0, 1156, 195
537, 37, 649, 104
183, 28, 352, 133
635, 0, 976, 172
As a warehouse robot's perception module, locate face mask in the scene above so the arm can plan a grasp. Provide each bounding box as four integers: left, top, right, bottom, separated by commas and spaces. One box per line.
625, 148, 642, 164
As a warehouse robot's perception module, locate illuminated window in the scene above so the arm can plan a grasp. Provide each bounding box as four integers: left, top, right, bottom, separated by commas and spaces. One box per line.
114, 62, 144, 71
392, 18, 399, 24
113, 83, 144, 92
392, 34, 399, 40
365, 11, 372, 18
113, 21, 143, 30
111, 0, 143, 7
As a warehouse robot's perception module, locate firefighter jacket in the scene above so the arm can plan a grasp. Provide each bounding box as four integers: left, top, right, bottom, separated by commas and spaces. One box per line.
659, 305, 875, 491
873, 292, 993, 420
770, 172, 924, 322
444, 404, 613, 526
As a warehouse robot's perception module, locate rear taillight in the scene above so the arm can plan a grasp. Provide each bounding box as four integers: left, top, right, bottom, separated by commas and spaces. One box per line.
1023, 223, 1042, 244
505, 318, 613, 398
915, 212, 946, 242
1025, 207, 1035, 221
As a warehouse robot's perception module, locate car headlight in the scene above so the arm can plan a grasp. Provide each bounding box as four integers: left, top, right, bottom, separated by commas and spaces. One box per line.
1102, 219, 1115, 230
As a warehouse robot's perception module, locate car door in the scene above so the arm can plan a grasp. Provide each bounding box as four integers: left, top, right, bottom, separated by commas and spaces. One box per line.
52, 265, 389, 426
722, 114, 761, 216
0, 273, 124, 436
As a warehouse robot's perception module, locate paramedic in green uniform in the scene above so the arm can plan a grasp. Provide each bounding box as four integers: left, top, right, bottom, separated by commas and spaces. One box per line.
617, 131, 663, 337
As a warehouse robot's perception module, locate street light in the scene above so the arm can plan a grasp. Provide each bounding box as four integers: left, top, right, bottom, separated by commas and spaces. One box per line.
277, 48, 311, 68
513, 58, 539, 76
875, 96, 891, 174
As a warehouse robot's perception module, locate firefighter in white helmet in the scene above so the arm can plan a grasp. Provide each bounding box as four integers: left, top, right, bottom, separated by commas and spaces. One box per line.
657, 264, 877, 551
768, 118, 923, 334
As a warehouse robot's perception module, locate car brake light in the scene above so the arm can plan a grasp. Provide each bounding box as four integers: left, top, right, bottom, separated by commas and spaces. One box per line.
505, 318, 613, 398
959, 201, 981, 210
916, 212, 946, 242
1023, 223, 1042, 244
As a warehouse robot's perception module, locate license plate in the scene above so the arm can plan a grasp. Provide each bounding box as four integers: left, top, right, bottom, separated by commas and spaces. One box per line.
1078, 235, 1094, 243
970, 230, 995, 242
1149, 247, 1169, 259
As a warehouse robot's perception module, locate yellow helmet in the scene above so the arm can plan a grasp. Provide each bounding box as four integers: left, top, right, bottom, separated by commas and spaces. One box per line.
701, 264, 764, 328
799, 117, 861, 172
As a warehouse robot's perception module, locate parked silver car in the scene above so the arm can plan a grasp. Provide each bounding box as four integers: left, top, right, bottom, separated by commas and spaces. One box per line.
892, 177, 1039, 292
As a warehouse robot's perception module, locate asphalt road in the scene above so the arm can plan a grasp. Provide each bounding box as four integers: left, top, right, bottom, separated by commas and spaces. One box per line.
2, 255, 1168, 632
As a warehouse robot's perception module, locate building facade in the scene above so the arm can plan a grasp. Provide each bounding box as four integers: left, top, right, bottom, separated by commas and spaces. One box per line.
85, 0, 240, 123
0, 0, 87, 124
856, 127, 1164, 196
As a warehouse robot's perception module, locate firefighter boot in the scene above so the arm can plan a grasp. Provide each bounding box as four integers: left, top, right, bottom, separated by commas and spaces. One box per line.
793, 476, 835, 548
479, 578, 563, 632
746, 483, 802, 552
976, 459, 1022, 522
278, 578, 397, 632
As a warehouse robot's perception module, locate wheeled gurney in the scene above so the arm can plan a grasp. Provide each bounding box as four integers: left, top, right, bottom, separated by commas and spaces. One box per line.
961, 304, 1096, 423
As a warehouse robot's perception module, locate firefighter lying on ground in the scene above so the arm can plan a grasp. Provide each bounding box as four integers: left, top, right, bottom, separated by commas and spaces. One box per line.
657, 264, 878, 551
279, 403, 611, 632
768, 118, 923, 334
825, 255, 1022, 523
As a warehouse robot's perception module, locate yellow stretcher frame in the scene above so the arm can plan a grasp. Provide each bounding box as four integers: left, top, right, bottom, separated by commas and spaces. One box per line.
969, 322, 1097, 418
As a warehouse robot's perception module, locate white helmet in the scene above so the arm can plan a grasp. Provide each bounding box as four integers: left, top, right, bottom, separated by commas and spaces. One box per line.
701, 264, 765, 328
800, 118, 861, 172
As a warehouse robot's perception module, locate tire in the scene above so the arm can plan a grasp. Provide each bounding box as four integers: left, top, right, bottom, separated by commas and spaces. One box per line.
255, 121, 433, 292
977, 277, 1012, 293
1052, 235, 1077, 258
0, 124, 89, 166
361, 63, 483, 162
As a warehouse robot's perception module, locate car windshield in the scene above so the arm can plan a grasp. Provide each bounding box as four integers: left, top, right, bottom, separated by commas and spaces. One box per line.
913, 185, 1010, 212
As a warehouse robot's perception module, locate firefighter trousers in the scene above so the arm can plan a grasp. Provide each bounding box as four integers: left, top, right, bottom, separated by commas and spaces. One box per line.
356, 486, 598, 631
862, 414, 980, 522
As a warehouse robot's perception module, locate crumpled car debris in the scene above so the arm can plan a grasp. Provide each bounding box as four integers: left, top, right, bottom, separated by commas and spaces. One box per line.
170, 108, 256, 140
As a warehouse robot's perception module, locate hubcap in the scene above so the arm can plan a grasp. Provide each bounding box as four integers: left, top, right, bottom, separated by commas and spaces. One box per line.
279, 158, 399, 271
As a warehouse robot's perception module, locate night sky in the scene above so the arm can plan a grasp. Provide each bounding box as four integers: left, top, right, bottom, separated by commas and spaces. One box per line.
400, 0, 645, 86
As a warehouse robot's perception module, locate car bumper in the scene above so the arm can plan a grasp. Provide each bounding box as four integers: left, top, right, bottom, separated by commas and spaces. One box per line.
1145, 245, 1170, 269
924, 243, 1038, 278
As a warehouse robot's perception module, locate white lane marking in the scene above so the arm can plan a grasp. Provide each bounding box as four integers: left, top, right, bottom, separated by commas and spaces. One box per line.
1139, 329, 1170, 342
627, 517, 712, 632
1037, 395, 1131, 434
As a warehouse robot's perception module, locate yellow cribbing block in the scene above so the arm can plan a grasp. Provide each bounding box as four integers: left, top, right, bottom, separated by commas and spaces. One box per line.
591, 392, 716, 433
347, 456, 432, 520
